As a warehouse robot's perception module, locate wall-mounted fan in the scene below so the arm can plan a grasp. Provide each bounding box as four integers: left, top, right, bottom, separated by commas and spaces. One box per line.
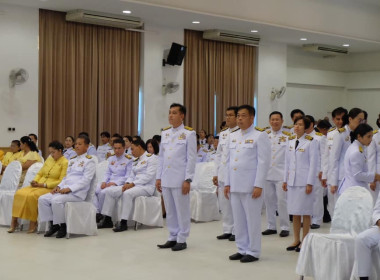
270, 86, 286, 101
9, 68, 29, 88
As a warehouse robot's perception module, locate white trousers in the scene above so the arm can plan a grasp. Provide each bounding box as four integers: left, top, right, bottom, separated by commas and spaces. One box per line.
231, 192, 263, 258
355, 226, 380, 277
327, 181, 340, 218
94, 183, 109, 213
38, 193, 83, 225
101, 186, 150, 221
162, 187, 190, 243
218, 181, 234, 234
312, 179, 324, 225
264, 180, 289, 231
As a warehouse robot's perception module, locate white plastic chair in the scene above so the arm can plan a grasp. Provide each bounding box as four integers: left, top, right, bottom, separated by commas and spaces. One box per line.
64, 166, 98, 238
132, 189, 163, 230
0, 161, 22, 225
296, 187, 374, 280
190, 162, 220, 222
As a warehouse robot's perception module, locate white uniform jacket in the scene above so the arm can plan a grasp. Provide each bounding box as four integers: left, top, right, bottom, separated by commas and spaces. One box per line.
284, 134, 318, 187
97, 143, 113, 162
321, 127, 337, 181
266, 128, 291, 181
126, 152, 157, 196
225, 125, 270, 193
156, 124, 197, 188
102, 154, 133, 186
373, 192, 380, 225
368, 130, 380, 178
58, 153, 96, 200
63, 147, 77, 161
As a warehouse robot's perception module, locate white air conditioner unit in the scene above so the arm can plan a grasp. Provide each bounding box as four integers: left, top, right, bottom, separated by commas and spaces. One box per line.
203, 29, 260, 46
302, 44, 349, 56
66, 10, 143, 30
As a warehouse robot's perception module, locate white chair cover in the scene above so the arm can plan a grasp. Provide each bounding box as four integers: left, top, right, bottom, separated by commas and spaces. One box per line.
65, 166, 98, 238
21, 162, 43, 188
190, 162, 220, 222
296, 186, 374, 280
132, 193, 163, 228
0, 161, 22, 225
92, 160, 109, 211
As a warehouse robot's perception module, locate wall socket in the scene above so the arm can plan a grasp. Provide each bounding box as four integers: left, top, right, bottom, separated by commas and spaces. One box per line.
8, 127, 16, 131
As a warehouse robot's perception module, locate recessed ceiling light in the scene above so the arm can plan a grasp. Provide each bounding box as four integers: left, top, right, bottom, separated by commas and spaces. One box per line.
123, 10, 131, 14
192, 21, 200, 24
250, 30, 258, 33
343, 44, 350, 47
300, 38, 307, 41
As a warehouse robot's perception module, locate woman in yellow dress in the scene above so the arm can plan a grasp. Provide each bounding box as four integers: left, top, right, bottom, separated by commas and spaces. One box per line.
18, 136, 43, 186
8, 141, 68, 233
1, 140, 22, 175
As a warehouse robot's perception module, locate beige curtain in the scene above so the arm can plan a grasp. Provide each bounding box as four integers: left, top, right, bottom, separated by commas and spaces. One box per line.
39, 9, 140, 156
184, 29, 256, 134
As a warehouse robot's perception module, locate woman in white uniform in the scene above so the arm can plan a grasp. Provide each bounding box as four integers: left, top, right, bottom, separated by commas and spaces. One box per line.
339, 124, 380, 195
283, 116, 318, 252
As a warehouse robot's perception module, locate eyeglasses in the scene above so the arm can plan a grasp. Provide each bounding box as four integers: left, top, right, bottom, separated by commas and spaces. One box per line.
225, 114, 235, 118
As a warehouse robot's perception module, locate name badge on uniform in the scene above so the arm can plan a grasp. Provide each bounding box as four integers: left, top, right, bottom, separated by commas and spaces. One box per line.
298, 149, 305, 152
279, 136, 286, 142
245, 139, 254, 143
140, 161, 146, 165
165, 133, 170, 137
232, 139, 236, 143
345, 136, 350, 142
79, 161, 85, 167
69, 161, 74, 167
178, 133, 186, 140
120, 163, 126, 166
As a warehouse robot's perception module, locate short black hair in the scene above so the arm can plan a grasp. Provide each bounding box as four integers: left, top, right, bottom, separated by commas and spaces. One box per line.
146, 139, 159, 155
269, 111, 283, 119
132, 139, 146, 150
220, 121, 226, 130
305, 115, 315, 126
112, 133, 122, 139
28, 133, 38, 141
100, 131, 111, 138
294, 116, 311, 129
214, 136, 219, 140
20, 136, 39, 152
11, 140, 21, 148
332, 107, 348, 118
77, 134, 90, 145
226, 106, 238, 116
170, 103, 186, 116
123, 135, 133, 142
133, 135, 142, 142
112, 138, 125, 147
350, 123, 373, 143
237, 105, 255, 116
78, 131, 89, 137
317, 120, 332, 130
290, 109, 305, 119
152, 135, 161, 143
48, 141, 64, 152
363, 110, 368, 120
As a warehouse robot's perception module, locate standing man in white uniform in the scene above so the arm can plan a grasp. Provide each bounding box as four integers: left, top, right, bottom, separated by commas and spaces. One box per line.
368, 129, 380, 203
263, 111, 290, 238
213, 106, 239, 241
38, 135, 96, 238
225, 105, 270, 263
283, 109, 305, 134
355, 192, 380, 280
156, 103, 197, 251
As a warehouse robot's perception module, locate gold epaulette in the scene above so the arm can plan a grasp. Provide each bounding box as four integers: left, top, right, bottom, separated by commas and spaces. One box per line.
338, 127, 346, 133
86, 155, 92, 159
202, 149, 208, 153
373, 130, 378, 135
221, 127, 228, 132
264, 126, 270, 130
266, 130, 271, 134
70, 155, 77, 159
162, 126, 171, 131
184, 126, 194, 131
315, 132, 323, 136
305, 135, 313, 141
255, 126, 265, 132
289, 135, 296, 140
146, 153, 152, 157
125, 154, 132, 159
284, 125, 293, 129
107, 143, 112, 147
231, 127, 240, 133
359, 146, 363, 153
282, 131, 291, 136
133, 158, 139, 162
328, 127, 336, 133
109, 153, 115, 157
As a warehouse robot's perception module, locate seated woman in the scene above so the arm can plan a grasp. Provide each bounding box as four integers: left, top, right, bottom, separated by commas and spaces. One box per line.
18, 136, 43, 186
63, 136, 76, 160
1, 140, 22, 175
146, 139, 159, 155
8, 141, 68, 233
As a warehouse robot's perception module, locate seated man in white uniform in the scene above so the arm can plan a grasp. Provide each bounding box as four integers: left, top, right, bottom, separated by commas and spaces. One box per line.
95, 138, 133, 225
355, 192, 380, 280
100, 139, 157, 232
96, 131, 113, 162
78, 131, 97, 157
38, 135, 96, 238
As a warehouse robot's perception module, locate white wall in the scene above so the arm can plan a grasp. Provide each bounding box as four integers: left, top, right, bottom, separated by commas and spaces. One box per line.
141, 24, 184, 140
0, 4, 39, 147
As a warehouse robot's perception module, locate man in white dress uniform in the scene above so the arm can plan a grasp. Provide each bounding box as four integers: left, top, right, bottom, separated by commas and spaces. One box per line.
156, 103, 197, 251
225, 105, 270, 263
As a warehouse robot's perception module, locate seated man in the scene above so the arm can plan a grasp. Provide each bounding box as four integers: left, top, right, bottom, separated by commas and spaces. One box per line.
95, 138, 133, 224
96, 131, 113, 162
38, 134, 96, 238
100, 139, 157, 232
355, 192, 380, 280
78, 132, 97, 157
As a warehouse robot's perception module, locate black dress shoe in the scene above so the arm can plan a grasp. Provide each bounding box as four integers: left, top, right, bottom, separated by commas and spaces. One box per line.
228, 235, 235, 241
113, 224, 128, 232
171, 242, 187, 251
262, 229, 277, 235
44, 224, 60, 237
56, 224, 67, 239
279, 230, 289, 237
217, 233, 232, 240
286, 241, 301, 251
97, 216, 113, 229
240, 255, 259, 263
157, 241, 177, 249
310, 224, 320, 229
295, 245, 302, 253
229, 253, 244, 260
96, 213, 103, 223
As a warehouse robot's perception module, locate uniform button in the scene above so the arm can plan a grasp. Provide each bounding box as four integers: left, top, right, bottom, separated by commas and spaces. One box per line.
237, 150, 240, 153
233, 168, 237, 171
235, 159, 238, 161
239, 142, 242, 144
272, 163, 275, 166
168, 157, 171, 159
272, 156, 275, 159
168, 166, 171, 168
